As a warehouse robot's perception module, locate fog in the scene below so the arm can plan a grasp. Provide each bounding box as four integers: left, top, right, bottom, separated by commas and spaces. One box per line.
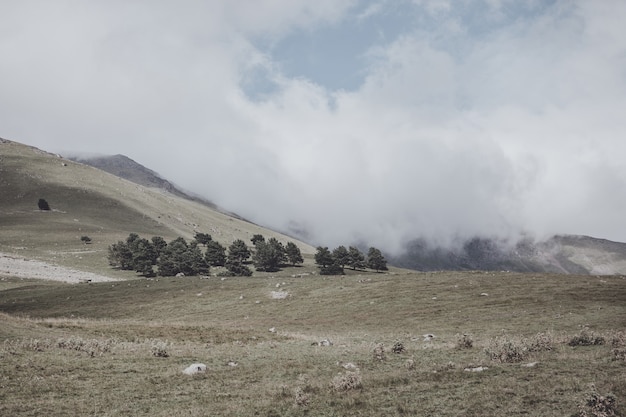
2, 1, 625, 254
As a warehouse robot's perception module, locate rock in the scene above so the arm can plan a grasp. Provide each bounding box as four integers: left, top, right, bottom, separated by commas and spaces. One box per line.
176, 272, 185, 277
423, 334, 436, 341
464, 366, 488, 372
269, 327, 276, 333
182, 363, 207, 375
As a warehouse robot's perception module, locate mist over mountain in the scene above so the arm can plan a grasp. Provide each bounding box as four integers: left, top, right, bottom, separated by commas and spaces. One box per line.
65, 149, 626, 275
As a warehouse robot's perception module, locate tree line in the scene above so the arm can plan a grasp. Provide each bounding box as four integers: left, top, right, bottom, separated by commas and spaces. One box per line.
314, 245, 387, 275
107, 232, 303, 277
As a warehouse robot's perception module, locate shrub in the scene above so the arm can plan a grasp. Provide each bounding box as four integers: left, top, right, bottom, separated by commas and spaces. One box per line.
80, 236, 92, 244
331, 371, 362, 392
456, 333, 474, 349
485, 335, 528, 363
373, 343, 386, 361
577, 386, 620, 417
611, 331, 626, 348
569, 329, 606, 347
392, 340, 406, 354
151, 340, 169, 358
294, 387, 310, 407
528, 332, 554, 352
38, 198, 51, 211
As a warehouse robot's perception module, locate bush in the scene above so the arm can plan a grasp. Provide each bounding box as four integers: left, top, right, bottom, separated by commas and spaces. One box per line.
331, 371, 362, 392
528, 332, 554, 352
485, 335, 528, 363
569, 329, 606, 347
577, 386, 620, 417
151, 341, 169, 358
373, 343, 386, 361
392, 340, 406, 354
80, 236, 92, 244
456, 333, 474, 349
38, 198, 51, 211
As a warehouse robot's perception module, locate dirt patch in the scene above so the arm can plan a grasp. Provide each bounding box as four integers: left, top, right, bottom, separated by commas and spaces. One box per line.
0, 252, 119, 283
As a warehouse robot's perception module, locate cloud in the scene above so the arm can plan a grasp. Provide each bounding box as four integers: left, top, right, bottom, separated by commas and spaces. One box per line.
1, 0, 625, 253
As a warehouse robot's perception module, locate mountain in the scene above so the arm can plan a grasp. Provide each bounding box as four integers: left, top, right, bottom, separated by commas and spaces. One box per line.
0, 137, 315, 275
68, 154, 230, 213
391, 235, 626, 275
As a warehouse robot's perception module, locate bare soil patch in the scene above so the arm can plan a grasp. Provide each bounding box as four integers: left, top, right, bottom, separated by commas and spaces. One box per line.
0, 252, 119, 283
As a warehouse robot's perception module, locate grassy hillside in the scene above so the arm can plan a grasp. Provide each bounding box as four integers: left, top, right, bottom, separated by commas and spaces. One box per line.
0, 138, 315, 276
1, 271, 625, 416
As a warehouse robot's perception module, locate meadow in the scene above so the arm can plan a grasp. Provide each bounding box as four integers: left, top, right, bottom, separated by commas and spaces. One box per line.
1, 268, 625, 416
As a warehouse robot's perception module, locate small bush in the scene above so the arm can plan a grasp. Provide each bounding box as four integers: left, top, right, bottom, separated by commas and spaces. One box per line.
611, 331, 626, 348
38, 198, 51, 211
578, 386, 620, 417
294, 387, 310, 407
569, 329, 606, 347
528, 332, 554, 352
612, 348, 626, 361
392, 340, 406, 354
485, 335, 528, 363
80, 236, 92, 244
373, 343, 386, 361
151, 341, 170, 358
456, 333, 474, 349
331, 371, 362, 392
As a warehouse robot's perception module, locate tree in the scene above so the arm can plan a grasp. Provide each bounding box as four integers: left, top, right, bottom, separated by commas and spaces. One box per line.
131, 238, 157, 277
285, 242, 304, 266
194, 232, 212, 246
348, 246, 365, 270
315, 246, 343, 275
332, 246, 350, 271
253, 238, 286, 272
157, 237, 208, 276
228, 239, 251, 264
151, 236, 167, 258
38, 198, 51, 211
251, 234, 265, 246
367, 247, 388, 272
314, 246, 334, 268
205, 240, 226, 266
224, 258, 252, 276
107, 241, 133, 270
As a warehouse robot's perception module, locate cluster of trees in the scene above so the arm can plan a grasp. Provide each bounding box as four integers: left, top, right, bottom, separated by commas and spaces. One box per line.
314, 245, 387, 275
107, 232, 303, 277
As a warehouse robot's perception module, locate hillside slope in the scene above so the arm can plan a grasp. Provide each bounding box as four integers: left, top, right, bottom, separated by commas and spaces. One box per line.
0, 138, 315, 276
392, 235, 626, 275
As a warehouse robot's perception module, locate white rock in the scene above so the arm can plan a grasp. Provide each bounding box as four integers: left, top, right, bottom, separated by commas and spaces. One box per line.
464, 366, 488, 372
423, 334, 436, 341
269, 327, 276, 333
522, 362, 538, 368
480, 293, 489, 296
183, 363, 207, 375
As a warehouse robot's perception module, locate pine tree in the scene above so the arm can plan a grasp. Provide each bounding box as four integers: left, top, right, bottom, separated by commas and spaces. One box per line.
348, 246, 366, 270
285, 242, 304, 266
205, 240, 226, 266
366, 247, 388, 272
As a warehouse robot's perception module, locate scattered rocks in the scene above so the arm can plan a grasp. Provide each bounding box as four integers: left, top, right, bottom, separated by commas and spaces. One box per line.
312, 339, 333, 347
270, 290, 289, 299
182, 363, 207, 375
464, 366, 488, 372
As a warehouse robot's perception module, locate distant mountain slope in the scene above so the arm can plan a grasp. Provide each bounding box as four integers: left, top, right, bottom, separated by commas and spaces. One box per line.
392, 235, 626, 275
68, 154, 224, 212
0, 137, 315, 275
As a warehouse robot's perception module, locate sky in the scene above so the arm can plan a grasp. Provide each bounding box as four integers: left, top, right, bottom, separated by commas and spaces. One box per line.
1, 0, 625, 253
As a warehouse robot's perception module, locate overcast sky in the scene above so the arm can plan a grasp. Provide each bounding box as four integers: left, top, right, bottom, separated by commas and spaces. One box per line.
2, 0, 625, 252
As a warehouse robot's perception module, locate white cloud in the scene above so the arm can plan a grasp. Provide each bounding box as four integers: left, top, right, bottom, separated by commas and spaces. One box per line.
1, 0, 626, 253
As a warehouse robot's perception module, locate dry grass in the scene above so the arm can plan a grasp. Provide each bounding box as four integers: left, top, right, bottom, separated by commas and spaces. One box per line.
0, 271, 625, 416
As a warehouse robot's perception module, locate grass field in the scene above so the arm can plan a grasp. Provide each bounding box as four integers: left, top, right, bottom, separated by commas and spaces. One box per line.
1, 269, 625, 416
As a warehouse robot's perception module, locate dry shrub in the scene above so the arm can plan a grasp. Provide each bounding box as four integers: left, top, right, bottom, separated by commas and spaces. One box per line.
528, 332, 554, 352
578, 386, 620, 417
2, 338, 53, 353
57, 336, 113, 356
373, 343, 386, 361
405, 359, 415, 370
569, 329, 606, 347
612, 348, 626, 361
611, 331, 626, 348
331, 371, 362, 392
151, 340, 170, 358
392, 340, 406, 354
485, 335, 528, 363
456, 333, 474, 349
294, 387, 310, 407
